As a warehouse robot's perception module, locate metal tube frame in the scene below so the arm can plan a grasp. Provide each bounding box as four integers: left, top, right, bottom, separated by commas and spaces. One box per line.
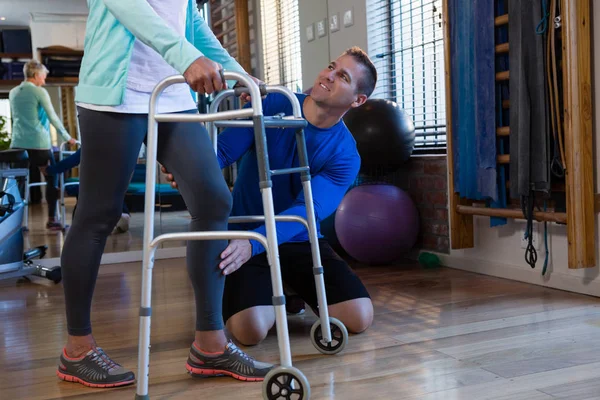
137, 72, 308, 399
59, 141, 81, 228
23, 140, 79, 230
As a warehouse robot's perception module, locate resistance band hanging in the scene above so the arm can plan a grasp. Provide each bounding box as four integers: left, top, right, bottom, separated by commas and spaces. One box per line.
546, 0, 566, 178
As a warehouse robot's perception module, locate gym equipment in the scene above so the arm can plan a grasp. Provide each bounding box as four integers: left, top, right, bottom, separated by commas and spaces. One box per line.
343, 98, 416, 173
59, 140, 81, 229
23, 140, 78, 230
418, 252, 441, 269
136, 72, 348, 400
0, 149, 61, 283
335, 184, 419, 265
23, 166, 48, 231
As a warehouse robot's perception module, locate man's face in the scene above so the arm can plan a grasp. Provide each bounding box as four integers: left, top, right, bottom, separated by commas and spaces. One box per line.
310, 54, 368, 110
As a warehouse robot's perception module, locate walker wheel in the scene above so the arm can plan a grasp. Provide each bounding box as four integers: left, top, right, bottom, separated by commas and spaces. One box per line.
262, 366, 310, 400
310, 317, 348, 355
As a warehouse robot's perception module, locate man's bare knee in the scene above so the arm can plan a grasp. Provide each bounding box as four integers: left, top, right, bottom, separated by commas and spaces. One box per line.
329, 298, 373, 334
226, 306, 275, 346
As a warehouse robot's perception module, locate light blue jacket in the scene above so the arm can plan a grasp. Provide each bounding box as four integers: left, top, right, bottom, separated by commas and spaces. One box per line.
9, 82, 71, 149
75, 0, 246, 105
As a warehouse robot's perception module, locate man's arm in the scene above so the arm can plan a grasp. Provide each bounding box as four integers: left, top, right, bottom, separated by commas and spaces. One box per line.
216, 94, 278, 168
37, 87, 71, 142
248, 155, 360, 257
101, 0, 206, 74
216, 126, 255, 169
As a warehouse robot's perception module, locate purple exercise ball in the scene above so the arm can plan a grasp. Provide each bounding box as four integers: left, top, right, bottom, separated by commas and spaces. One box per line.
335, 184, 419, 265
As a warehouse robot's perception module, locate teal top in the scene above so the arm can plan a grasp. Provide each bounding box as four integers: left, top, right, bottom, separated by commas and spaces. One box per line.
9, 81, 71, 150
75, 0, 246, 106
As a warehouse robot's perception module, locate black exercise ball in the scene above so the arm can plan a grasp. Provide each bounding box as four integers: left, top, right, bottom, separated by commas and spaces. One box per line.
343, 99, 416, 173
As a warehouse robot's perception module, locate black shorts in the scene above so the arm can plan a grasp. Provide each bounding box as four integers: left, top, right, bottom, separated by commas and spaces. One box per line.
222, 239, 370, 322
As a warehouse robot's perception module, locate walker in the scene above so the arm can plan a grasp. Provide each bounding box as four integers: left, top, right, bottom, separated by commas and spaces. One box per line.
135, 72, 348, 400
58, 140, 81, 229
23, 140, 79, 231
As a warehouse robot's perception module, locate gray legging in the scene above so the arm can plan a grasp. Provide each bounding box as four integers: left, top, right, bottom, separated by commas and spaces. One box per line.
61, 107, 232, 336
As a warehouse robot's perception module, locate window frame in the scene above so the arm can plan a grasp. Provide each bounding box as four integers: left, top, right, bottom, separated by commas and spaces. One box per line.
368, 0, 447, 154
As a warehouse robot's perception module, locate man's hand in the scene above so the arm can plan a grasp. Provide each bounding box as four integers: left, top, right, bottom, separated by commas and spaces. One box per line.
220, 239, 252, 275
67, 138, 77, 145
161, 165, 177, 189
184, 56, 226, 95
237, 75, 265, 103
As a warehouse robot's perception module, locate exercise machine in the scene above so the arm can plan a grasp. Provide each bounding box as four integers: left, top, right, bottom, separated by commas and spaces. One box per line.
59, 140, 81, 229
0, 149, 61, 283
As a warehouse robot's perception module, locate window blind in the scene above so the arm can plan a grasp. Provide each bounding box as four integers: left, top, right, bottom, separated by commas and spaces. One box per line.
367, 0, 446, 149
197, 0, 209, 22
259, 0, 303, 92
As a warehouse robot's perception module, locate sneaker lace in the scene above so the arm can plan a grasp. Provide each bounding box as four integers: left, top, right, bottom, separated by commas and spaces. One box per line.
90, 347, 120, 372
230, 344, 255, 364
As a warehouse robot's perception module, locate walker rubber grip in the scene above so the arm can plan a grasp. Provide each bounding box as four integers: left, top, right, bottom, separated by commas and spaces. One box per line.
234, 84, 267, 97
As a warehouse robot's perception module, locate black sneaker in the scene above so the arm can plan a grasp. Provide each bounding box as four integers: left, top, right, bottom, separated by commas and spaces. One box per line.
186, 341, 273, 382
286, 294, 306, 315
57, 347, 135, 388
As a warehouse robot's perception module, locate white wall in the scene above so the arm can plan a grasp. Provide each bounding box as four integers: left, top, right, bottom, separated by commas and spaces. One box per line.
298, 0, 368, 91
435, 5, 600, 297
299, 0, 329, 90
30, 13, 87, 55
327, 0, 368, 57
0, 0, 89, 27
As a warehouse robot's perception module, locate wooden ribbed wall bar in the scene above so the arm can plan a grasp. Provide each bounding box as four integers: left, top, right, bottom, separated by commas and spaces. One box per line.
562, 0, 596, 269
442, 0, 474, 249
443, 0, 597, 269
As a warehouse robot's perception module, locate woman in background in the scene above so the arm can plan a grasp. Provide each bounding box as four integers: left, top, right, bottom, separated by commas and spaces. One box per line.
9, 59, 76, 230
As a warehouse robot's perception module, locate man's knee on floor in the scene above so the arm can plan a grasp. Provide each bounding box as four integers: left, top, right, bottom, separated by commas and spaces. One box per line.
347, 307, 373, 334
330, 298, 374, 334
225, 308, 274, 346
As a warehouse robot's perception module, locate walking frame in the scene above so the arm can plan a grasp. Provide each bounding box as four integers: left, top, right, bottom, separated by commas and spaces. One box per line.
135, 72, 348, 400
23, 140, 80, 231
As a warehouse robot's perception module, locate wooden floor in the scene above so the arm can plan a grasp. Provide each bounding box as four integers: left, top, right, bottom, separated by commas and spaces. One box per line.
1, 259, 600, 399
24, 201, 190, 258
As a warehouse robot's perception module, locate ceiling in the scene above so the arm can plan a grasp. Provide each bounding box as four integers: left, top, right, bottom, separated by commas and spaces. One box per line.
0, 0, 88, 27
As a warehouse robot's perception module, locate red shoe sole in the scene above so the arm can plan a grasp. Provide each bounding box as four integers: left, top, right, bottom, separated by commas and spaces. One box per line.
186, 363, 265, 382
57, 370, 135, 388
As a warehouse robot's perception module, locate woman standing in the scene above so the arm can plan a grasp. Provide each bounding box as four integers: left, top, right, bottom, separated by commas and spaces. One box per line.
56, 0, 271, 389
9, 60, 76, 230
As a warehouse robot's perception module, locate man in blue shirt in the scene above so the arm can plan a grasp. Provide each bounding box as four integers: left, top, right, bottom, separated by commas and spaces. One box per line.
165, 47, 376, 346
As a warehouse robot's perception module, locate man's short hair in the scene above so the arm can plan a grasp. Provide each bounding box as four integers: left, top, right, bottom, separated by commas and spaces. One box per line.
343, 46, 378, 98
24, 60, 49, 79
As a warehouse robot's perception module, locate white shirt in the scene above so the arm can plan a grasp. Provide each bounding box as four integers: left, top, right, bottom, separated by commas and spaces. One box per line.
78, 0, 196, 114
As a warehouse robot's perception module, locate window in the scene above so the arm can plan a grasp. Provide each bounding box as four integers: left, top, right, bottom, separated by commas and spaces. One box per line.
197, 1, 209, 20
367, 0, 446, 150
259, 0, 302, 92
0, 99, 11, 135
0, 99, 11, 150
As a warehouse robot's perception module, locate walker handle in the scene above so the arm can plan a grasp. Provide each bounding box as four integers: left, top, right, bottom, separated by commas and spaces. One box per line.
234, 84, 268, 97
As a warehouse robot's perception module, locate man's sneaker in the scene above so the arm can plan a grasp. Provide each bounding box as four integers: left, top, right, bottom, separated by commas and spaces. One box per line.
112, 213, 130, 234
286, 294, 306, 315
186, 341, 273, 382
57, 347, 135, 388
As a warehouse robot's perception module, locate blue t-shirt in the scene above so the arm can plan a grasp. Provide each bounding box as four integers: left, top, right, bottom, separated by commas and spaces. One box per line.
217, 93, 361, 257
